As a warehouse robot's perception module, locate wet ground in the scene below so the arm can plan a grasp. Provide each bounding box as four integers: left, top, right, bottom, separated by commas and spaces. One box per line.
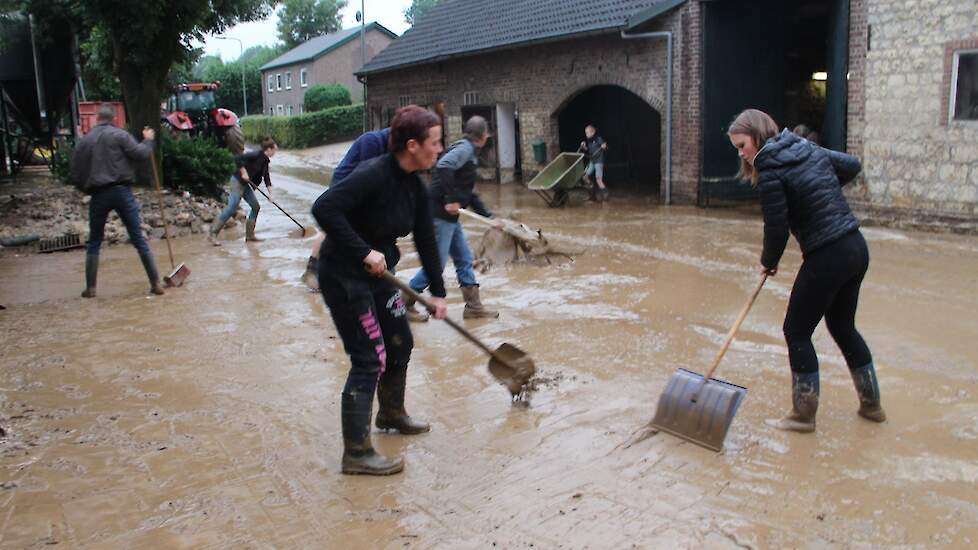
1, 154, 977, 548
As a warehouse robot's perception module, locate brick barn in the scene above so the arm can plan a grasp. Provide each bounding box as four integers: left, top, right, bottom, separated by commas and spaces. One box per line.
358, 0, 978, 220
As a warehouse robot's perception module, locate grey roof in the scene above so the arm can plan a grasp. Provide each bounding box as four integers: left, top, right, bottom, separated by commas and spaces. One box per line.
359, 0, 670, 75
260, 22, 397, 72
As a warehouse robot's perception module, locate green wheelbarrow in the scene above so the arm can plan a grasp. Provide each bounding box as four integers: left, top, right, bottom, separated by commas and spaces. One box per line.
527, 152, 591, 207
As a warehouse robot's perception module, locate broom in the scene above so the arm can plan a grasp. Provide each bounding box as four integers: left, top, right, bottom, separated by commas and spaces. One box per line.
149, 151, 190, 287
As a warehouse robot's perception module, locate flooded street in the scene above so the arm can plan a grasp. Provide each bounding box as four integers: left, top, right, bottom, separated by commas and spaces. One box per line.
2, 156, 977, 548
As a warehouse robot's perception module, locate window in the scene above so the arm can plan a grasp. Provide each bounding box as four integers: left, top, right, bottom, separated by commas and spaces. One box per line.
276, 105, 284, 115
269, 107, 274, 116
285, 71, 292, 90
287, 105, 293, 116
398, 95, 411, 107
300, 68, 308, 87
267, 75, 274, 93
276, 74, 282, 90
950, 49, 978, 121
299, 104, 304, 114
463, 91, 480, 106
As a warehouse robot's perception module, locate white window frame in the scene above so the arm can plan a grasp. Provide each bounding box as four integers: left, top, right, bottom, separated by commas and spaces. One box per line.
276, 74, 282, 90
949, 48, 978, 123
267, 75, 274, 93
299, 104, 304, 114
276, 104, 284, 115
300, 68, 308, 87
285, 71, 292, 90
287, 105, 293, 116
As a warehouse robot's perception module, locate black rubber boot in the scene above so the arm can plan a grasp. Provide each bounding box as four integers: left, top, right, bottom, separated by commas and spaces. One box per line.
82, 254, 98, 298
850, 363, 886, 422
766, 372, 819, 433
301, 256, 319, 290
138, 251, 165, 295
341, 391, 403, 476
376, 365, 430, 435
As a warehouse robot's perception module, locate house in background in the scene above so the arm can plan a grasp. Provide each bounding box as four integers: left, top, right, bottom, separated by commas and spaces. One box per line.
259, 23, 396, 117
358, 0, 978, 223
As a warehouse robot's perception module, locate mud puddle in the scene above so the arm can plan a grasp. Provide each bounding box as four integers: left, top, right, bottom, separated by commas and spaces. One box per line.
1, 148, 977, 547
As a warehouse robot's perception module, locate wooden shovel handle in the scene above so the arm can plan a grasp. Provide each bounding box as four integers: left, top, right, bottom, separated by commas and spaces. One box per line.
458, 208, 538, 242
702, 274, 768, 382
379, 271, 506, 362
149, 151, 176, 270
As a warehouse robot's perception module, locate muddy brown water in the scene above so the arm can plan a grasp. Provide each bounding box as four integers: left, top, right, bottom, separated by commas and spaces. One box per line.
1, 156, 977, 548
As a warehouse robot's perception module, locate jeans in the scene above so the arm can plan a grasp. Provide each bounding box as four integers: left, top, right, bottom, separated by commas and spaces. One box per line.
319, 266, 414, 400
87, 185, 150, 256
783, 230, 873, 374
409, 217, 477, 292
215, 177, 260, 228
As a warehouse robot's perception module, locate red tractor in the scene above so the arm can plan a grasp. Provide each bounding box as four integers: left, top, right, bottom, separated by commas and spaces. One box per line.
162, 81, 245, 155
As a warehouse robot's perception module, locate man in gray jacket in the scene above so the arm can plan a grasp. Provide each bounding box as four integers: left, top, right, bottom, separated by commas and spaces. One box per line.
406, 115, 501, 321
71, 103, 164, 297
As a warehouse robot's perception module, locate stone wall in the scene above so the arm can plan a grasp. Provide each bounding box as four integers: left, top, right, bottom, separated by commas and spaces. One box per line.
847, 0, 978, 219
363, 6, 700, 203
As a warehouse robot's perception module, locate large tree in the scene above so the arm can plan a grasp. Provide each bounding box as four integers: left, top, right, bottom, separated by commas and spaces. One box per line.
276, 0, 346, 49
23, 0, 274, 136
404, 0, 439, 26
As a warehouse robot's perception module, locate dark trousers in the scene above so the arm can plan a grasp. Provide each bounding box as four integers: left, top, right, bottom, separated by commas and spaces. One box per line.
319, 265, 413, 399
87, 185, 151, 256
784, 230, 873, 373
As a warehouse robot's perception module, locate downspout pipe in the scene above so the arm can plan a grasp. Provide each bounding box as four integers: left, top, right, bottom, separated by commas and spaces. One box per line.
620, 29, 672, 205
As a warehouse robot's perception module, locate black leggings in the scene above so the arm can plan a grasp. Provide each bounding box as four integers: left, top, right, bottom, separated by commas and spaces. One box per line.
319, 267, 413, 398
784, 230, 873, 374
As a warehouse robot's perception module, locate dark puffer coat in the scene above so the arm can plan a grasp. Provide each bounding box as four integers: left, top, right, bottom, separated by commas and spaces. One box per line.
753, 129, 862, 269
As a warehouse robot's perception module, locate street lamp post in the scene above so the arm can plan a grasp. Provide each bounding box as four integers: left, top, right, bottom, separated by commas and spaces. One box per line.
215, 36, 247, 116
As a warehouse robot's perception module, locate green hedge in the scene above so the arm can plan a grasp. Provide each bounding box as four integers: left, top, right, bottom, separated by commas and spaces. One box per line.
240, 104, 363, 149
160, 135, 235, 199
304, 83, 352, 112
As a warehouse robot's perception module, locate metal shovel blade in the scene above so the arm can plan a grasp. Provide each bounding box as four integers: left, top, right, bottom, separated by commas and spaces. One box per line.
651, 368, 747, 452
488, 343, 536, 396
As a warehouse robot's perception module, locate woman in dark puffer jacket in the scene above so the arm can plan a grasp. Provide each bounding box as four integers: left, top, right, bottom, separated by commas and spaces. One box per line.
728, 109, 886, 433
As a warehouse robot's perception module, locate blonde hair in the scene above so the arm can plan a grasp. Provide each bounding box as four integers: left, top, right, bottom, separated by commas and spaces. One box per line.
728, 109, 778, 185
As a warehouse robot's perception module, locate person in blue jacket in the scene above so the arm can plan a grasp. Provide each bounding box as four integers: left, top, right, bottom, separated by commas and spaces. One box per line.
727, 108, 886, 433
301, 128, 391, 289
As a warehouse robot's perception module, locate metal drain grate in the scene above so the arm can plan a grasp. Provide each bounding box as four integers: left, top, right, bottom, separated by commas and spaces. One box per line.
37, 233, 84, 253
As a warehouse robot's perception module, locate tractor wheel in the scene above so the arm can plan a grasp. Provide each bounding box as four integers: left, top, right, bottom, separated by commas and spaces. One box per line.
224, 126, 245, 156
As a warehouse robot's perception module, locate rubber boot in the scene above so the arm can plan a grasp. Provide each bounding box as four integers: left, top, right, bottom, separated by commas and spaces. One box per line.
404, 293, 430, 323
81, 254, 98, 298
766, 372, 819, 433
138, 251, 165, 296
850, 363, 886, 422
341, 391, 403, 476
245, 219, 263, 242
461, 285, 499, 319
301, 256, 319, 290
598, 187, 610, 202
207, 221, 223, 247
376, 366, 430, 434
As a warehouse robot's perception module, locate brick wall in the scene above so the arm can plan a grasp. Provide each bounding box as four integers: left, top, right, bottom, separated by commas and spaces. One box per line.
849, 0, 978, 218
363, 6, 701, 204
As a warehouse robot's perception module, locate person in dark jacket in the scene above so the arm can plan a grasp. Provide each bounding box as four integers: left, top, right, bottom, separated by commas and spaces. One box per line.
405, 115, 502, 322
580, 124, 609, 201
311, 106, 448, 476
728, 108, 885, 433
301, 128, 391, 290
70, 104, 164, 298
209, 137, 276, 245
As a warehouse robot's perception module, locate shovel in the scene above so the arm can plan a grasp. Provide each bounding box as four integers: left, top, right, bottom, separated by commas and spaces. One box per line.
380, 271, 536, 399
250, 182, 317, 238
458, 208, 578, 269
651, 274, 768, 451
458, 208, 547, 248
149, 152, 190, 287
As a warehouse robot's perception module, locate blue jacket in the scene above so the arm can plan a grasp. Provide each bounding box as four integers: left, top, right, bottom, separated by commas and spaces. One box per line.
753, 129, 862, 268
331, 128, 390, 184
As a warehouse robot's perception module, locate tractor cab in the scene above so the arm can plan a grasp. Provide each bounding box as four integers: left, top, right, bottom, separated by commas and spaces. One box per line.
161, 81, 243, 154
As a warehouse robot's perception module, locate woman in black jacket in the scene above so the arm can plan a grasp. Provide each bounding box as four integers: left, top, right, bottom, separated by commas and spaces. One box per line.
312, 106, 448, 475
728, 109, 886, 433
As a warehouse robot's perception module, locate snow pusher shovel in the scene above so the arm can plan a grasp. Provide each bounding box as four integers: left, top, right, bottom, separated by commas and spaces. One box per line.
651, 274, 767, 451
380, 271, 536, 400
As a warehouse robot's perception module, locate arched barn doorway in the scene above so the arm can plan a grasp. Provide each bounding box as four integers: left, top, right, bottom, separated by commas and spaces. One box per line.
556, 85, 661, 194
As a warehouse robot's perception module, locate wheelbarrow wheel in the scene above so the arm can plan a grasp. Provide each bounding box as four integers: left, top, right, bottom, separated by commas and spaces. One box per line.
551, 189, 569, 208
